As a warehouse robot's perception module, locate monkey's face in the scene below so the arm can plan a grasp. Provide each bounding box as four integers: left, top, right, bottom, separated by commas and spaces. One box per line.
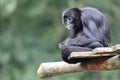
62, 8, 80, 30
62, 15, 74, 30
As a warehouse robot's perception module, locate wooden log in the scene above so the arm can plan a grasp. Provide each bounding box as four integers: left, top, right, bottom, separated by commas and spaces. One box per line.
37, 55, 120, 78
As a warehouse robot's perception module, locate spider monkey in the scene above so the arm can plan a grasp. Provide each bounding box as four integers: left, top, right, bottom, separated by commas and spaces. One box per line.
59, 7, 111, 63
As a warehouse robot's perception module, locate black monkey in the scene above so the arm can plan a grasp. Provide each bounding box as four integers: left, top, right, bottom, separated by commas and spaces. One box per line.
59, 7, 111, 63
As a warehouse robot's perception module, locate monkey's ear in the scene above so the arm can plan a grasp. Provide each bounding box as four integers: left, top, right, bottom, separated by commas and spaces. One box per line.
73, 8, 81, 16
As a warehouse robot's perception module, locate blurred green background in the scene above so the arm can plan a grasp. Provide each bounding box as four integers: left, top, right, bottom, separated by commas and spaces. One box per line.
0, 0, 120, 80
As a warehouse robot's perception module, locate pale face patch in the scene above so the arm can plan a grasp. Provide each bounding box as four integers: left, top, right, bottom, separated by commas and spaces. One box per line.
66, 24, 74, 30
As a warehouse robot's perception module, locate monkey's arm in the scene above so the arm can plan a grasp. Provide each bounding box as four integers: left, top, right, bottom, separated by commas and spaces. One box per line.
66, 36, 93, 46
66, 21, 104, 48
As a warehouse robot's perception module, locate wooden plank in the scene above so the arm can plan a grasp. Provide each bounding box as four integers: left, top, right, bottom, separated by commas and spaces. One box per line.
70, 44, 120, 58
70, 52, 116, 58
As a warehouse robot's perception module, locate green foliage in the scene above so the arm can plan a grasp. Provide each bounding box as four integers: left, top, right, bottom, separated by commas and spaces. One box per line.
0, 0, 120, 80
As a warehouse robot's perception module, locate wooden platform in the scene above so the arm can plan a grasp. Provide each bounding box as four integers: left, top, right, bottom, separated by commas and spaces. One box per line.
37, 44, 120, 78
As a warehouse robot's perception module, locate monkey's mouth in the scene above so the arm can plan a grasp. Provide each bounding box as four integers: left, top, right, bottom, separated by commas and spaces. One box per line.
66, 24, 74, 30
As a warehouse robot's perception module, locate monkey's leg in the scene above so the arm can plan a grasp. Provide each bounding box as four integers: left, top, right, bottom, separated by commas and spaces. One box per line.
60, 46, 92, 64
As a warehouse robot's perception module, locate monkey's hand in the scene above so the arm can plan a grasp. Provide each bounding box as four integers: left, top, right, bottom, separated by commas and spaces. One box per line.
59, 42, 69, 50
59, 38, 71, 49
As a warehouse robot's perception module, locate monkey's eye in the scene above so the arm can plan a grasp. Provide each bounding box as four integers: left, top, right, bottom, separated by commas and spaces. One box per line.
68, 17, 73, 22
